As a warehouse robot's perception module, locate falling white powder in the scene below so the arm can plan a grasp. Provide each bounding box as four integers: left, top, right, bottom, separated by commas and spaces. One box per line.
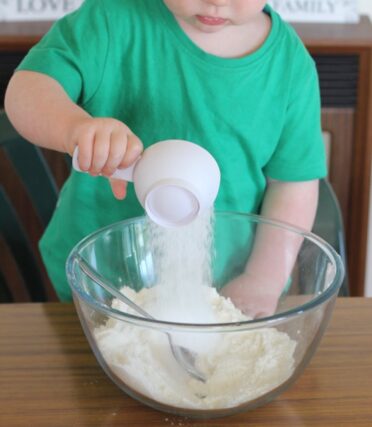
145, 210, 216, 325
140, 210, 220, 354
93, 210, 297, 410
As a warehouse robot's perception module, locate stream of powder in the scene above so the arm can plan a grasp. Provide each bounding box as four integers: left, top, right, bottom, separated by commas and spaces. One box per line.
145, 209, 217, 325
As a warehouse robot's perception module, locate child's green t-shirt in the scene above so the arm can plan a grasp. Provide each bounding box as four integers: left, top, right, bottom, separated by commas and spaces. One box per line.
17, 0, 326, 300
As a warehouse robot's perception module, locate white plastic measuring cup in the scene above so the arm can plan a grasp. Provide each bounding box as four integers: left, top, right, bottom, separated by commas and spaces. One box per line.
73, 139, 220, 227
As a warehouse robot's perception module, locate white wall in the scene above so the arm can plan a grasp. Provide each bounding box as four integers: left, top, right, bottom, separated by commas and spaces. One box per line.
358, 1, 372, 295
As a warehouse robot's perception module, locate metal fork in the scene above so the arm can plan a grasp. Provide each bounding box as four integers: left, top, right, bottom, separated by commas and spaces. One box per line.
75, 254, 206, 383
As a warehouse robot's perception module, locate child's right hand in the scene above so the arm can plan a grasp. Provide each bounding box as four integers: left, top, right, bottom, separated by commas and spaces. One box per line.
70, 117, 143, 199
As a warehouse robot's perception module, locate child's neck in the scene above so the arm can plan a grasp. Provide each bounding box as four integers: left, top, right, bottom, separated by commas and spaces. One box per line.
176, 12, 271, 59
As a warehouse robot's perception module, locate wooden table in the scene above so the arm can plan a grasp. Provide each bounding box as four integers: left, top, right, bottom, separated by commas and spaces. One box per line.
0, 298, 371, 426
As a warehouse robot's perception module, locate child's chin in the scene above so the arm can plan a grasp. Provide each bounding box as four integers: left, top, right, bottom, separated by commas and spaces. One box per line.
194, 21, 228, 33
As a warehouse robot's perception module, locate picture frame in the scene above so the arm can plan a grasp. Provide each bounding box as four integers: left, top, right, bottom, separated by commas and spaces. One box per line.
268, 0, 359, 23
0, 0, 84, 21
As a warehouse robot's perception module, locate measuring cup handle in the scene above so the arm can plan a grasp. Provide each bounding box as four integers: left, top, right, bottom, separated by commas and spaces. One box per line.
72, 147, 136, 182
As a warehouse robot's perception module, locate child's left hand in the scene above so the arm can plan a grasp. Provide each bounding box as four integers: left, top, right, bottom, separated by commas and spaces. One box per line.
220, 273, 281, 319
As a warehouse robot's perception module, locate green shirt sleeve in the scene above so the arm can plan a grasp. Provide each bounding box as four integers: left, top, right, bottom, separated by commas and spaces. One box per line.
264, 45, 327, 181
16, 0, 109, 105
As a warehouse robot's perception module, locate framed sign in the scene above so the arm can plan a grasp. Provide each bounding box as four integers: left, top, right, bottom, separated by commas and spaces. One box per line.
0, 0, 84, 21
268, 0, 359, 23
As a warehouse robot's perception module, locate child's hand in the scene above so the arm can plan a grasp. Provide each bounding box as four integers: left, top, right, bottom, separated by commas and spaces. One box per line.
71, 117, 143, 199
220, 273, 281, 319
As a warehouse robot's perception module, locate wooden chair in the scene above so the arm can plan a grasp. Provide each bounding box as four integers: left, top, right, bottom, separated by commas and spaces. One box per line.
0, 109, 69, 302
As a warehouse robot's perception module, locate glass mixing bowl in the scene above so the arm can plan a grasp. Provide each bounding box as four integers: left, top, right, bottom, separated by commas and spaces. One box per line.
66, 212, 344, 419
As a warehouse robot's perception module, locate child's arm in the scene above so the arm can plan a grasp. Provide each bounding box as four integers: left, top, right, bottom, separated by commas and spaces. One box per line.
221, 179, 319, 318
5, 70, 143, 199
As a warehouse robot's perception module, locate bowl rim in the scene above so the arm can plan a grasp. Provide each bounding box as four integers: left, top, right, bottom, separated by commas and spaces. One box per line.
66, 211, 345, 332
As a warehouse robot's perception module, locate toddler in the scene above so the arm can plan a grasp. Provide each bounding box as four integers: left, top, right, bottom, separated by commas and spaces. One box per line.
5, 0, 326, 315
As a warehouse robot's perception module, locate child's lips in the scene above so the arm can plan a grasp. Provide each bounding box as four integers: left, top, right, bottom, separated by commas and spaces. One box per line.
196, 15, 228, 26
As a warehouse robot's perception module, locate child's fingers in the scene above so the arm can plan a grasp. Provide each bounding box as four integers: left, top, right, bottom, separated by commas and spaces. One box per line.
221, 274, 279, 318
101, 128, 128, 177
109, 178, 128, 200
119, 133, 143, 168
73, 118, 141, 179
76, 127, 95, 171
89, 128, 111, 175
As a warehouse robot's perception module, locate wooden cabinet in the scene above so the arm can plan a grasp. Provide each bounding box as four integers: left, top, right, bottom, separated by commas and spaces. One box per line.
1, 18, 372, 296
293, 18, 372, 296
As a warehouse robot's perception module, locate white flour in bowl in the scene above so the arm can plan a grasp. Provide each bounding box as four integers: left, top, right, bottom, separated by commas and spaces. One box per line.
94, 286, 296, 410
93, 212, 297, 410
